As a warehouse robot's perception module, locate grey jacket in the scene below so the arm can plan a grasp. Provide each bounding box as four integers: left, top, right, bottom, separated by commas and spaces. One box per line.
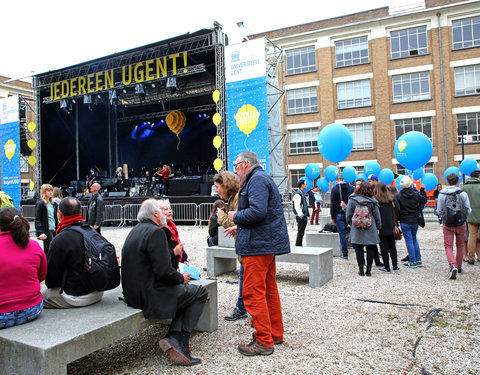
346, 194, 382, 245
87, 193, 104, 227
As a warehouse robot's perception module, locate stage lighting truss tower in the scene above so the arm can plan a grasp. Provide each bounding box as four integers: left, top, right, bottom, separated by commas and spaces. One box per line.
19, 95, 39, 198
214, 23, 227, 170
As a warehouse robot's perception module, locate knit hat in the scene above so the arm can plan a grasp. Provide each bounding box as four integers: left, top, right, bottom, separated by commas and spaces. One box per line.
400, 176, 413, 189
367, 174, 378, 181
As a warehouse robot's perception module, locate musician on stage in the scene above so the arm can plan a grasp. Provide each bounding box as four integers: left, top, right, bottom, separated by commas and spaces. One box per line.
114, 167, 124, 184
87, 168, 98, 189
144, 170, 152, 196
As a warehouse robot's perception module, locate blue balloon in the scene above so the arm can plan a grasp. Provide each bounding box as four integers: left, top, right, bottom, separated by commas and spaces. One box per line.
342, 166, 357, 183
364, 161, 381, 177
357, 173, 367, 182
316, 177, 330, 193
395, 175, 406, 191
305, 163, 321, 180
324, 165, 339, 182
298, 177, 313, 191
460, 158, 479, 177
443, 167, 462, 184
317, 123, 354, 163
378, 168, 394, 185
422, 173, 438, 191
412, 168, 424, 181
394, 131, 433, 171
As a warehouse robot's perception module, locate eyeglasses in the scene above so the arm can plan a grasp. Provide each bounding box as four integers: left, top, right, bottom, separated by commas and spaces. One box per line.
233, 160, 245, 169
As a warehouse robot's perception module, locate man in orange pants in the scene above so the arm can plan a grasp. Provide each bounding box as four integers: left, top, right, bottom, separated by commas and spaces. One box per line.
227, 151, 291, 356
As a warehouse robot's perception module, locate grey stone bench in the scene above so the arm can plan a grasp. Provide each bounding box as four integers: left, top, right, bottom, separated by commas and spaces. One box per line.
305, 231, 341, 257
0, 278, 217, 375
206, 246, 333, 288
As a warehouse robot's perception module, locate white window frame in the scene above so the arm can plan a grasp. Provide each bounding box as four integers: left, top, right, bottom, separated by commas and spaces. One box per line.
390, 26, 428, 59
335, 36, 369, 68
345, 123, 374, 151
336, 79, 371, 109
454, 65, 480, 96
392, 71, 430, 103
457, 112, 480, 144
285, 46, 316, 75
394, 117, 433, 142
288, 127, 319, 155
452, 16, 480, 50
287, 87, 318, 115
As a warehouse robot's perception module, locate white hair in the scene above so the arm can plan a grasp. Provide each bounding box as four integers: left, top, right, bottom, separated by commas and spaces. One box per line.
138, 199, 162, 222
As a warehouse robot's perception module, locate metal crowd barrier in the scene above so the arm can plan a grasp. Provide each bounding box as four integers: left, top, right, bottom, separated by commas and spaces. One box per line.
198, 202, 214, 226
104, 204, 123, 227
81, 206, 88, 221
171, 203, 198, 224
122, 204, 141, 226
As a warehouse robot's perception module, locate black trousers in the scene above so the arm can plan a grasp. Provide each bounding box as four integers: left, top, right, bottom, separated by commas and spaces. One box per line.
169, 284, 208, 334
353, 244, 378, 272
379, 234, 398, 270
296, 216, 308, 246
43, 230, 56, 256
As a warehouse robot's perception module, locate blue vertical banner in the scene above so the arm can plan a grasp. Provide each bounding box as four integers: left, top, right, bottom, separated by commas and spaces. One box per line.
0, 96, 21, 208
225, 39, 270, 174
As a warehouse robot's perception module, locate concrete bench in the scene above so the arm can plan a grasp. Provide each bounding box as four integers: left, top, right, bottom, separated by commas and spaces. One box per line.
0, 278, 217, 375
305, 231, 341, 257
206, 246, 333, 288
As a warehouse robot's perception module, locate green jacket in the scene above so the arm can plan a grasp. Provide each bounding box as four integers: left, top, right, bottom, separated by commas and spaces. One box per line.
462, 177, 480, 223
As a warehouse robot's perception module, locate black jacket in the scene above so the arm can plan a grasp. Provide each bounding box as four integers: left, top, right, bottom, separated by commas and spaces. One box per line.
378, 197, 400, 236
45, 222, 92, 296
330, 182, 354, 219
87, 193, 104, 227
121, 220, 185, 319
397, 187, 427, 225
34, 200, 58, 237
208, 214, 220, 245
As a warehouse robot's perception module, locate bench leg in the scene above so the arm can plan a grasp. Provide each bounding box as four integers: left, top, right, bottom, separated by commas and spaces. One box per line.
191, 279, 218, 332
308, 252, 334, 288
0, 344, 67, 375
206, 250, 236, 276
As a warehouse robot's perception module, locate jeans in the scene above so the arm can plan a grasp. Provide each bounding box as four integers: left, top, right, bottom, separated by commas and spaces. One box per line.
0, 301, 43, 329
401, 223, 421, 263
336, 213, 348, 256
236, 264, 246, 312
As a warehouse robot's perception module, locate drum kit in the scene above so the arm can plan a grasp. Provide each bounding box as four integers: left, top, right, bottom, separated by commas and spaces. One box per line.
129, 176, 164, 197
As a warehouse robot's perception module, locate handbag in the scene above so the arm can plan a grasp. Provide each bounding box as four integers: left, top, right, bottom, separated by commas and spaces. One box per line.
417, 208, 425, 228
392, 202, 403, 240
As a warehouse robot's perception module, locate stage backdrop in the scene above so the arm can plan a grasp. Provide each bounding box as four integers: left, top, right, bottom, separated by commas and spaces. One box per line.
0, 95, 21, 208
225, 38, 270, 174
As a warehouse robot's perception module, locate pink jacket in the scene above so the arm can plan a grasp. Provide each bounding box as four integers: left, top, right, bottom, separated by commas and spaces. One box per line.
0, 232, 47, 313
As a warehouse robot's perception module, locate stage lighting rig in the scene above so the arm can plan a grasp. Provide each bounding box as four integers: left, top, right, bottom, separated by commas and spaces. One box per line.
166, 77, 177, 94
135, 84, 146, 100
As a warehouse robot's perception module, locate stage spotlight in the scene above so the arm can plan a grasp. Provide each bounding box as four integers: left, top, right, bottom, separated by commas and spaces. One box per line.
198, 114, 202, 118
122, 88, 127, 94
166, 77, 177, 95
60, 99, 72, 113
109, 90, 118, 105
84, 95, 92, 104
135, 84, 145, 100
151, 83, 156, 88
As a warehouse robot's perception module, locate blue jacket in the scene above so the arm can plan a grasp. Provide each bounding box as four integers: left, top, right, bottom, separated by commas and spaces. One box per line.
233, 165, 291, 257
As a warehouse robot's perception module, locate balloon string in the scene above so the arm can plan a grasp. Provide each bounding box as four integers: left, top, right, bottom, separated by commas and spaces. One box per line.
176, 134, 181, 150
244, 136, 249, 151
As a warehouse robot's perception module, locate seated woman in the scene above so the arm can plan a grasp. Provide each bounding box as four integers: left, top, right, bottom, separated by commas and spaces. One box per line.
0, 207, 47, 329
158, 199, 188, 269
207, 200, 226, 246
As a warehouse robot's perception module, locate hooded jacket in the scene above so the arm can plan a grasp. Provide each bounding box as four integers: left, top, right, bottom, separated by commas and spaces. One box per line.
345, 194, 382, 245
330, 182, 354, 219
397, 187, 427, 225
462, 177, 480, 223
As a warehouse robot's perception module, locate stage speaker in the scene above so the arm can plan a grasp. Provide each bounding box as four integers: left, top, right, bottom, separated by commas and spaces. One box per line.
109, 191, 127, 197
200, 182, 211, 195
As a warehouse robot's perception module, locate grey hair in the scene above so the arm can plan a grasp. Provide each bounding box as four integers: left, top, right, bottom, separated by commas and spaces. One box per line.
157, 199, 171, 209
137, 199, 162, 222
238, 151, 259, 167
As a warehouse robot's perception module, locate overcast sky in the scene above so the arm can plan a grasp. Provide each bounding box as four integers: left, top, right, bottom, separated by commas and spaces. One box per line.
2, 0, 420, 81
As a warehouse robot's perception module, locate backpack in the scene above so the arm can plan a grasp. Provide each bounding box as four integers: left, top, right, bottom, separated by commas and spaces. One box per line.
352, 200, 372, 229
69, 225, 120, 292
0, 191, 14, 209
439, 190, 468, 227
321, 223, 337, 233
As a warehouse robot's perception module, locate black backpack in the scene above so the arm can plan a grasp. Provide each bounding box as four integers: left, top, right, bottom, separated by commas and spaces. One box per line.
439, 190, 469, 227
69, 225, 120, 292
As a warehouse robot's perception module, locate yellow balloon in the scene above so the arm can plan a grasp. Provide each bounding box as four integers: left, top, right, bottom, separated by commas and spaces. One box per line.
234, 104, 260, 137
212, 90, 220, 103
213, 136, 222, 149
213, 158, 223, 172
4, 139, 16, 160
166, 110, 186, 135
27, 156, 37, 166
212, 113, 222, 126
28, 139, 37, 150
27, 122, 36, 132
29, 181, 35, 191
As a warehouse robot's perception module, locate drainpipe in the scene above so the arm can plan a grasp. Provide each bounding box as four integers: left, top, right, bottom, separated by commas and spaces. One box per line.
438, 12, 448, 169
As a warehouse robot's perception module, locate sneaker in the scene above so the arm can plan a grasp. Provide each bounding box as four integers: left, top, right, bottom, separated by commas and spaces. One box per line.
415, 261, 423, 267
378, 267, 391, 273
458, 268, 463, 274
238, 336, 274, 356
401, 255, 409, 262
466, 260, 475, 265
393, 267, 401, 272
404, 262, 418, 268
449, 265, 457, 280
341, 255, 348, 260
224, 307, 248, 321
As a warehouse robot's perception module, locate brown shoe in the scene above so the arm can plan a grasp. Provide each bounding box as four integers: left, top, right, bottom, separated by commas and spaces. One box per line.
159, 337, 192, 366
238, 336, 274, 356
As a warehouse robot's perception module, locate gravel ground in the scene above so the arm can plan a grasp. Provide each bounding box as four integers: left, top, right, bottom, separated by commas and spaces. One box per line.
59, 220, 479, 375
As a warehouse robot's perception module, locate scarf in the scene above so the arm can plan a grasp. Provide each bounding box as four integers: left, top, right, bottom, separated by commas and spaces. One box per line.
164, 220, 184, 262
56, 213, 84, 234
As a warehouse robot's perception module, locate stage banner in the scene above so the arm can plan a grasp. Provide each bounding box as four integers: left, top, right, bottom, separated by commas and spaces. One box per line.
0, 96, 21, 208
225, 39, 270, 174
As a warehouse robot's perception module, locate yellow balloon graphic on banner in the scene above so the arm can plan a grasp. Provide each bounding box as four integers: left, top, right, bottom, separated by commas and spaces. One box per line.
212, 113, 222, 126
234, 104, 260, 137
27, 156, 37, 166
28, 139, 37, 150
213, 136, 222, 149
213, 158, 223, 172
29, 181, 35, 191
212, 90, 220, 103
27, 122, 36, 132
398, 140, 407, 152
4, 140, 16, 160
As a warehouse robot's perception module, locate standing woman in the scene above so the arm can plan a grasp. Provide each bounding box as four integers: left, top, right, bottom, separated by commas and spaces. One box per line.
52, 187, 63, 205
35, 184, 58, 255
346, 181, 382, 276
0, 208, 47, 328
374, 182, 400, 273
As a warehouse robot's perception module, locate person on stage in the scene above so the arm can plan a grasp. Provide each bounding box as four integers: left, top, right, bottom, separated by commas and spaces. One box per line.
87, 168, 98, 190
114, 167, 124, 185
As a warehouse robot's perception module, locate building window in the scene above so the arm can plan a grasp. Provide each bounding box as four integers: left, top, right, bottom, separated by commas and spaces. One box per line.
454, 65, 480, 96
345, 123, 373, 150
457, 112, 480, 143
290, 170, 305, 186
452, 16, 480, 50
390, 27, 428, 59
337, 80, 371, 109
289, 128, 318, 154
392, 71, 430, 103
286, 46, 316, 75
395, 117, 432, 142
397, 162, 433, 175
335, 37, 369, 67
287, 87, 318, 115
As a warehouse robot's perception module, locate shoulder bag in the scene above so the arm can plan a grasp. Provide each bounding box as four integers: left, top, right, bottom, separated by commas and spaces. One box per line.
392, 201, 403, 240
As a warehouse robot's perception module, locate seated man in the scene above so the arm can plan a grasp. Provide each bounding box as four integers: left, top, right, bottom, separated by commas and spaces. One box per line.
121, 199, 207, 366
42, 197, 103, 308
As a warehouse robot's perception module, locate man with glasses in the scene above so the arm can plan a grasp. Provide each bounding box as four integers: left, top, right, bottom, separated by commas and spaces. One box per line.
227, 152, 290, 356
